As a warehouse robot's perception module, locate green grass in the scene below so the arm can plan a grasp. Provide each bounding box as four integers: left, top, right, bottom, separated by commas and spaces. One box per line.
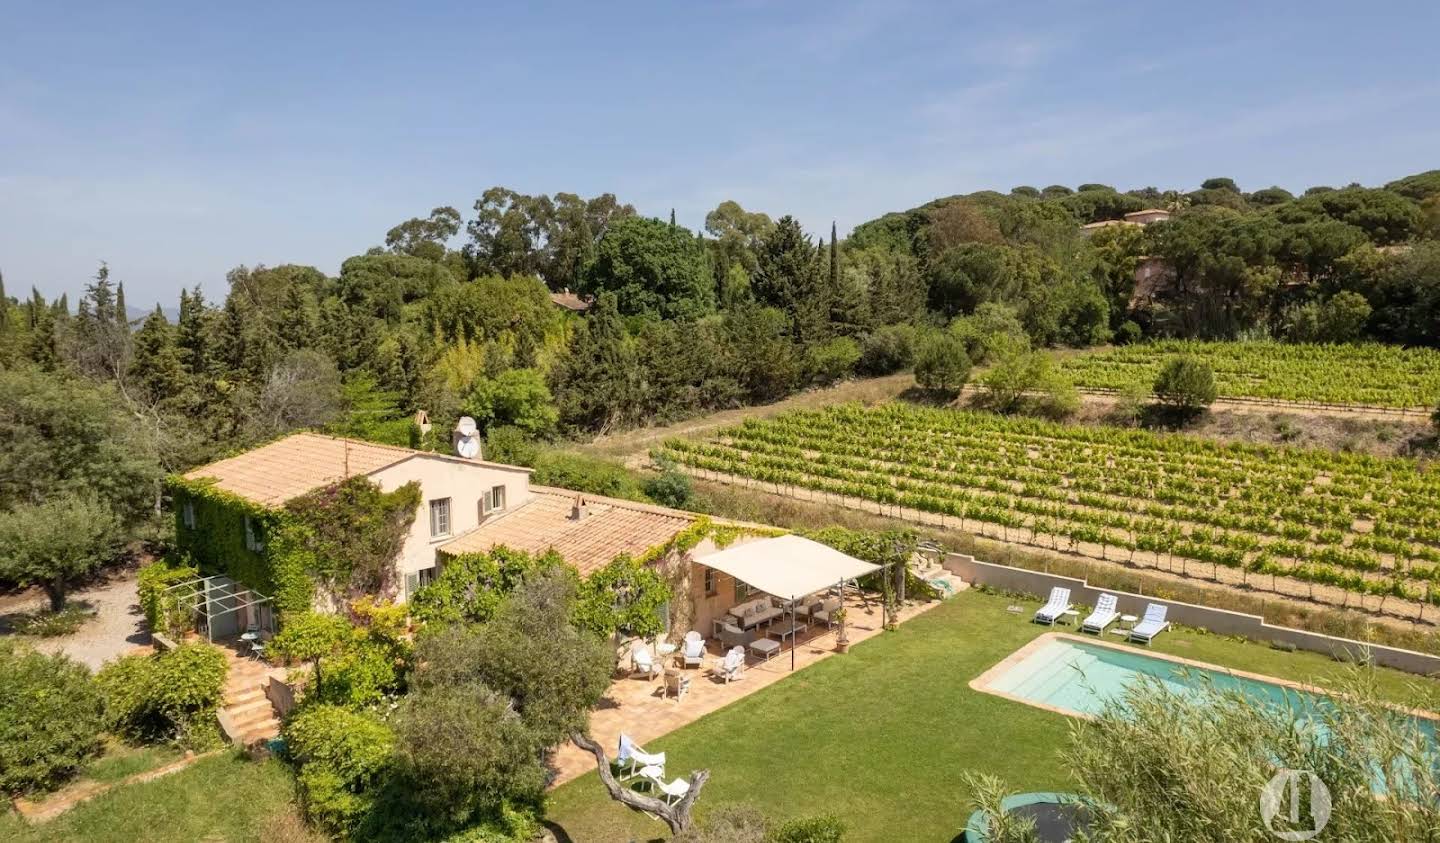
545, 588, 1440, 842
81, 743, 185, 785
0, 753, 298, 843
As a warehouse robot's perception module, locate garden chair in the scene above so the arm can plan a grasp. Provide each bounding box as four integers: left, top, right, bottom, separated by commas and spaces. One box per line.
664, 669, 692, 702
617, 734, 666, 781
682, 636, 705, 669
1033, 587, 1072, 625
1128, 603, 1170, 645
631, 644, 661, 679
711, 646, 746, 683
1081, 593, 1120, 634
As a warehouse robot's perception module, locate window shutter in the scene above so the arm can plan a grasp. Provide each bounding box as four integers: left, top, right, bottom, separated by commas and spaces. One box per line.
404, 572, 421, 601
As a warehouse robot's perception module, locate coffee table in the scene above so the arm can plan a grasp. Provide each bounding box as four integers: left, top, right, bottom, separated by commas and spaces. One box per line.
749, 638, 781, 662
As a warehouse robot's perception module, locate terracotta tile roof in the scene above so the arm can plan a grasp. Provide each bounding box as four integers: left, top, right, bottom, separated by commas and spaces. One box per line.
439, 487, 697, 577
549, 290, 591, 312
182, 432, 529, 508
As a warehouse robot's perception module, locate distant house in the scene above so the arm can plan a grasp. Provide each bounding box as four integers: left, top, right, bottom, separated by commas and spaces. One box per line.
1122, 208, 1171, 225
549, 288, 592, 313
171, 432, 791, 641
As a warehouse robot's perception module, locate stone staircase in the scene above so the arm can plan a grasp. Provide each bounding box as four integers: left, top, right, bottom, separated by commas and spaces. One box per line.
911, 555, 968, 598
216, 646, 283, 748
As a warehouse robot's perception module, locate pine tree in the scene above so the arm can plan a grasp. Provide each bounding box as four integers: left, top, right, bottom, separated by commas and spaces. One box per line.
176, 286, 208, 376
0, 269, 8, 333
26, 287, 58, 370
669, 208, 677, 228
129, 305, 186, 402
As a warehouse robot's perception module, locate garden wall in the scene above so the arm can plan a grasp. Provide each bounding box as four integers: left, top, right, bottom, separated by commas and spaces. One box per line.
944, 554, 1440, 677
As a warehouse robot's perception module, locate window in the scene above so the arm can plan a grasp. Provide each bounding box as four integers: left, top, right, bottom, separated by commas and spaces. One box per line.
243, 515, 264, 552
480, 484, 507, 517
429, 498, 451, 538
704, 567, 718, 596
182, 501, 196, 529
734, 580, 751, 602
403, 566, 439, 602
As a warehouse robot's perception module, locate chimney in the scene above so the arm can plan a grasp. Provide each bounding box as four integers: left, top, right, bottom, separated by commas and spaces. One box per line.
570, 494, 589, 521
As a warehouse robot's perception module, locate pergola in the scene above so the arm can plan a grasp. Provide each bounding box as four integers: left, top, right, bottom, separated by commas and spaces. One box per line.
165, 575, 275, 641
696, 535, 881, 670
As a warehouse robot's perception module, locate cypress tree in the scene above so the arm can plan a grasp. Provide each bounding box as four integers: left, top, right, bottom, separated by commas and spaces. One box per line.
669, 208, 677, 228
829, 221, 839, 291
115, 281, 129, 333
176, 286, 208, 376
0, 269, 8, 332
129, 305, 185, 402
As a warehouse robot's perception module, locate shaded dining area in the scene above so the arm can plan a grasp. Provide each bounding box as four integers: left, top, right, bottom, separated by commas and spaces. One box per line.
688, 534, 883, 671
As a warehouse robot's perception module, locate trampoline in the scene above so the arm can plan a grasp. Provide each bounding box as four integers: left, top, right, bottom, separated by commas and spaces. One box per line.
963, 792, 1092, 843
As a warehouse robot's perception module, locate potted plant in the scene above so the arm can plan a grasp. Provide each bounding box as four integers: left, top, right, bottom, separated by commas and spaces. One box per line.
834, 608, 850, 653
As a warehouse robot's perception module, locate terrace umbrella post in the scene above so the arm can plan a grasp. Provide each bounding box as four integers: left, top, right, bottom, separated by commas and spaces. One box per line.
790, 592, 796, 671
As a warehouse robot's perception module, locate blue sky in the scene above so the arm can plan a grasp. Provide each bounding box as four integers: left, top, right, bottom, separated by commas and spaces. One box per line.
3, 1, 1438, 307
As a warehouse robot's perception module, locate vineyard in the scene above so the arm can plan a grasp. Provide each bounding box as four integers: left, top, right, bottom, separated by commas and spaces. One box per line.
1057, 341, 1440, 409
658, 403, 1440, 623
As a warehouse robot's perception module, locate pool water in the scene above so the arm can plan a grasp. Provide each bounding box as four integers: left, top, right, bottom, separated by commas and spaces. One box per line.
987, 637, 1436, 746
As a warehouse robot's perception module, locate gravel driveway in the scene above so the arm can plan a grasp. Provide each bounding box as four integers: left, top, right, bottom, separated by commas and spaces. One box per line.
2, 571, 151, 670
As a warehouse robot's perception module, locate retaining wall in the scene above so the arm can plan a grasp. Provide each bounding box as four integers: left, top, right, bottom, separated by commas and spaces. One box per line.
945, 554, 1440, 677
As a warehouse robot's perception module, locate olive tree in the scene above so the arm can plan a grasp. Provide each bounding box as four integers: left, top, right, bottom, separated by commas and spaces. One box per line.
1152, 355, 1217, 414
0, 494, 121, 611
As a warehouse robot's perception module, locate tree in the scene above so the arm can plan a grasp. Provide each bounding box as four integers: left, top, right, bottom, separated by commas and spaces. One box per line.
1153, 355, 1217, 413
1062, 672, 1440, 841
1200, 176, 1240, 192
407, 547, 558, 628
754, 216, 830, 344
246, 349, 345, 437
0, 494, 121, 611
385, 206, 462, 261
128, 306, 186, 403
1316, 291, 1372, 342
464, 368, 558, 438
582, 215, 713, 319
704, 200, 774, 275
0, 642, 104, 795
977, 334, 1074, 417
465, 187, 555, 279
912, 332, 971, 397
0, 367, 159, 523
550, 294, 640, 432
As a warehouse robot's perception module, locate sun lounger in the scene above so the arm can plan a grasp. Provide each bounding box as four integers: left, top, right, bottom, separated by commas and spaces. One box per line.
1128, 603, 1170, 644
1081, 593, 1120, 634
1033, 587, 1072, 625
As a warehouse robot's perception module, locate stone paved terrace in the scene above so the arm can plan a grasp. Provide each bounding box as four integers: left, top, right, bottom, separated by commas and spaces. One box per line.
548, 592, 941, 786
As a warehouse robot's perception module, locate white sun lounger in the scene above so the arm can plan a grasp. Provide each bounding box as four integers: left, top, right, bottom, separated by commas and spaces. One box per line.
1128, 603, 1170, 644
1033, 587, 1072, 625
1081, 593, 1120, 634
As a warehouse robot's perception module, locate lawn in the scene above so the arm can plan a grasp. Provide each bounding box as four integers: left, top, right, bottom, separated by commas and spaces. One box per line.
0, 752, 300, 843
545, 588, 1439, 842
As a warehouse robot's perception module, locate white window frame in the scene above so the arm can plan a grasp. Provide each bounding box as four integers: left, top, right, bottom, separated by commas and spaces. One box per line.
429, 498, 452, 538
480, 484, 507, 518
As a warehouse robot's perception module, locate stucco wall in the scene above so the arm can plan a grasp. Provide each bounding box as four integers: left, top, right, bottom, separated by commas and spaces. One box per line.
367, 455, 533, 595
685, 534, 793, 640
944, 554, 1440, 677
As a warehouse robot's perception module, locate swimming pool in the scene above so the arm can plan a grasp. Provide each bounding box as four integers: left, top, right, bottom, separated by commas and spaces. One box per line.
977, 634, 1437, 743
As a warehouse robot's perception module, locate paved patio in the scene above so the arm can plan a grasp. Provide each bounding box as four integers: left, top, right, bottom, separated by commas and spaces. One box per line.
548, 592, 942, 786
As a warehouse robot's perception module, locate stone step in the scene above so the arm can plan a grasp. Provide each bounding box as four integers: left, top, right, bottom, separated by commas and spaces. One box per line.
229, 705, 277, 730
223, 688, 265, 706
225, 697, 273, 719
237, 718, 280, 744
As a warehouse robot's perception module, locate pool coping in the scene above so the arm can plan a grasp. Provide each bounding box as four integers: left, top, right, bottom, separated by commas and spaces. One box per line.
970, 631, 1440, 724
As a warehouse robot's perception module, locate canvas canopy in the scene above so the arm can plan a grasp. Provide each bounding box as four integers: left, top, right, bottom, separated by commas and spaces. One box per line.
696, 534, 880, 600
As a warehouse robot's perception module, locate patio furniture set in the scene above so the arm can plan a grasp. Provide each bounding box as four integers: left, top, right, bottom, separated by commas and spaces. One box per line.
717, 593, 844, 663
616, 733, 691, 807
1032, 587, 1171, 644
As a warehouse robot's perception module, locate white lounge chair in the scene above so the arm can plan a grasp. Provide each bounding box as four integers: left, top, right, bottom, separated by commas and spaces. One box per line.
1033, 587, 1072, 625
617, 734, 666, 780
682, 636, 705, 669
1129, 603, 1170, 644
712, 646, 745, 683
1081, 593, 1120, 634
657, 776, 691, 805
631, 644, 661, 679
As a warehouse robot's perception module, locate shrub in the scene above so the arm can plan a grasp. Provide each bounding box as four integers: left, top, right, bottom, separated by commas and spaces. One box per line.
644, 456, 697, 510
483, 425, 539, 467
286, 704, 396, 836
1115, 319, 1143, 345
409, 547, 558, 628
913, 332, 971, 397
857, 325, 917, 375
1153, 355, 1217, 412
137, 555, 199, 636
0, 642, 105, 795
770, 814, 847, 843
463, 368, 559, 439
10, 603, 94, 637
97, 643, 227, 746
803, 337, 861, 386
530, 451, 647, 501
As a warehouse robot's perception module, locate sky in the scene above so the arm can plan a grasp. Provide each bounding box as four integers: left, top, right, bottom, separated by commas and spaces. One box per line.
2, 1, 1438, 308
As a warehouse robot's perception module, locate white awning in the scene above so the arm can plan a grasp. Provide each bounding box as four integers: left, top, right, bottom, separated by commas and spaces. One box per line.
696, 534, 881, 599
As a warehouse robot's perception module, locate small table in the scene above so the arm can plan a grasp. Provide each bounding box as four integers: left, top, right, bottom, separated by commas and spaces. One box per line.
769, 623, 803, 644
749, 638, 781, 662
656, 642, 677, 657
1059, 609, 1080, 626
1120, 614, 1139, 630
